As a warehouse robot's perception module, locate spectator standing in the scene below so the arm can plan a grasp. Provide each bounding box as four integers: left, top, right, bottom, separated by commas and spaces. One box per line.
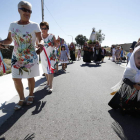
115, 46, 121, 63
127, 48, 133, 64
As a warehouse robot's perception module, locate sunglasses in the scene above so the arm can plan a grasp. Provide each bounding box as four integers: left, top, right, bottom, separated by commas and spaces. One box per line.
19, 8, 32, 14
41, 28, 48, 30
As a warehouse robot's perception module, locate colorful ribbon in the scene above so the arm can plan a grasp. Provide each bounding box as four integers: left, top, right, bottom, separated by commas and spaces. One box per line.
0, 51, 6, 73
43, 47, 55, 74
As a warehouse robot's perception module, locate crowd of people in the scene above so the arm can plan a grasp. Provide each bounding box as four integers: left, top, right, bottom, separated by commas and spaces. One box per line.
109, 45, 133, 64
109, 45, 140, 115
82, 41, 106, 64
1, 1, 140, 118
0, 1, 77, 110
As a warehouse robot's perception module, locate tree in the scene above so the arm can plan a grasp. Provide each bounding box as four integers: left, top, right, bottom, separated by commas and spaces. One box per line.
95, 29, 105, 43
75, 34, 88, 48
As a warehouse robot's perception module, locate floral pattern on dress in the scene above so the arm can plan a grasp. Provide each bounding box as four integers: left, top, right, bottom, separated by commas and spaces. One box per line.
44, 35, 54, 48
11, 28, 37, 75
49, 50, 56, 61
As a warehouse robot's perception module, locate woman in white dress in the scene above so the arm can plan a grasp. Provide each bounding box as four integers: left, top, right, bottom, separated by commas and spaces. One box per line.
112, 45, 116, 62
0, 1, 44, 110
39, 22, 57, 92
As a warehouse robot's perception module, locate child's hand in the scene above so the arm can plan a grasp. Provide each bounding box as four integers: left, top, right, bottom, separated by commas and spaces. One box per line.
134, 84, 140, 90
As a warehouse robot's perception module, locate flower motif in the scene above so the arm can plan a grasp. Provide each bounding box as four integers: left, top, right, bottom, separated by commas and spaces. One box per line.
13, 65, 20, 69
16, 29, 19, 32
25, 64, 34, 69
25, 55, 30, 59
20, 37, 24, 42
48, 42, 52, 46
12, 33, 15, 37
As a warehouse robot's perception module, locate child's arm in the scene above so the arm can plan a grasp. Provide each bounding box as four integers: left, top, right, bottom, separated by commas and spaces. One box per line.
66, 52, 69, 59
58, 52, 61, 59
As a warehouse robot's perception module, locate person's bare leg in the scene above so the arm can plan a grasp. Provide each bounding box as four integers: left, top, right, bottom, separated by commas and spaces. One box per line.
62, 64, 64, 70
13, 78, 24, 107
49, 74, 53, 89
65, 63, 67, 68
26, 78, 35, 105
65, 63, 67, 69
28, 78, 35, 96
56, 64, 58, 73
45, 74, 50, 86
63, 64, 65, 70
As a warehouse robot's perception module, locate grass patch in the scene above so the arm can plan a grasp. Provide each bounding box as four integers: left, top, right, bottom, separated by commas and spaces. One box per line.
0, 71, 3, 76
0, 59, 11, 76
4, 59, 11, 66
6, 70, 11, 74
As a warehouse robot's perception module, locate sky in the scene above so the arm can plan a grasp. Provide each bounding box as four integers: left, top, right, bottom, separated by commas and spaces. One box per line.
0, 0, 140, 47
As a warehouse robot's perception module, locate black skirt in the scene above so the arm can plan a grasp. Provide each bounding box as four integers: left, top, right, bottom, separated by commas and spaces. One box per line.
70, 50, 75, 61
108, 83, 140, 112
83, 51, 91, 62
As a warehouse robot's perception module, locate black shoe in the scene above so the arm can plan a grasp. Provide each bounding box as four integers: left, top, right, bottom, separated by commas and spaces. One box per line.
42, 73, 45, 76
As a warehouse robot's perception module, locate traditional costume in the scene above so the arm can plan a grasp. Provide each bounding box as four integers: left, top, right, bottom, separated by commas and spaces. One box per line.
83, 45, 91, 63
108, 46, 140, 114
69, 43, 75, 61
40, 34, 56, 74
93, 46, 102, 64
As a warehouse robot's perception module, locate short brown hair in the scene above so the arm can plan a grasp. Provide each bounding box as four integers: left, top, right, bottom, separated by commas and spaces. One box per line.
40, 21, 49, 29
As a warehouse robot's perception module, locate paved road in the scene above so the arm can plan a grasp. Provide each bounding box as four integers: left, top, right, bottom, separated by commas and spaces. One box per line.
0, 58, 140, 140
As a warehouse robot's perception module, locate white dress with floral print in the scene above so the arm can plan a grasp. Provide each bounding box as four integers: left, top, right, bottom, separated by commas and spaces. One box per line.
9, 21, 41, 78
40, 34, 56, 74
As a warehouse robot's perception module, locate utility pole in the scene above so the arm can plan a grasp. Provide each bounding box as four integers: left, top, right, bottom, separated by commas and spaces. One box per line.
41, 0, 44, 22
68, 35, 73, 43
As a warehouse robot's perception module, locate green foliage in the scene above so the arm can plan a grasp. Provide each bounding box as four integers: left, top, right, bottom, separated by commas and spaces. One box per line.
0, 71, 3, 76
87, 40, 97, 44
87, 40, 92, 44
6, 70, 11, 74
91, 28, 105, 43
75, 34, 88, 46
96, 29, 105, 43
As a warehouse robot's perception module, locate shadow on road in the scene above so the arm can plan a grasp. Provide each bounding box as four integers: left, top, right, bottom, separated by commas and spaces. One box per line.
26, 69, 68, 90
26, 77, 46, 90
54, 69, 67, 77
23, 133, 35, 140
0, 138, 5, 140
0, 87, 51, 137
108, 109, 140, 140
80, 63, 101, 67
